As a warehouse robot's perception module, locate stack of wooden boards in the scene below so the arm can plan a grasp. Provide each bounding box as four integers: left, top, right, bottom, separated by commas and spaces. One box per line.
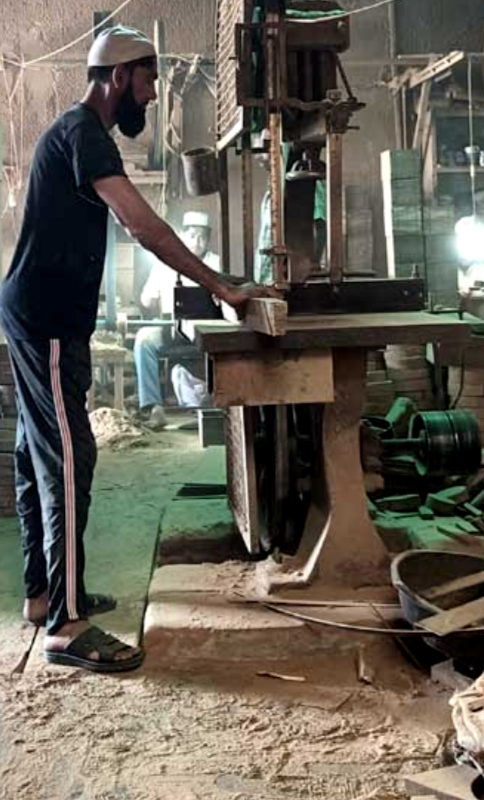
345, 184, 374, 274
364, 345, 434, 416
385, 343, 434, 411
381, 148, 459, 307
0, 344, 16, 517
364, 349, 395, 415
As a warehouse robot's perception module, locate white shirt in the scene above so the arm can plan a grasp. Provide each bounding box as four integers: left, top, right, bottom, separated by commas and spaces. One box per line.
141, 251, 220, 315
458, 262, 484, 294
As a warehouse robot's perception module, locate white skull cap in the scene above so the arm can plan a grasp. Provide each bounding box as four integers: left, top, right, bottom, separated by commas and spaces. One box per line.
182, 211, 211, 228
88, 25, 156, 68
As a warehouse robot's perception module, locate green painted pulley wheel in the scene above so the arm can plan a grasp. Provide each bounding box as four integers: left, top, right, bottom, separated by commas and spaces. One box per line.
409, 410, 481, 477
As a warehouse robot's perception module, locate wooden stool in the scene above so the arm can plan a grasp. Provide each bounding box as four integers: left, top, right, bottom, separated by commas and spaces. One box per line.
88, 346, 127, 412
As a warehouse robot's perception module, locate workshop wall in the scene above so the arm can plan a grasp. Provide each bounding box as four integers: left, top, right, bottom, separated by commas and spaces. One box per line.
0, 1, 482, 284
0, 0, 218, 281
395, 0, 484, 55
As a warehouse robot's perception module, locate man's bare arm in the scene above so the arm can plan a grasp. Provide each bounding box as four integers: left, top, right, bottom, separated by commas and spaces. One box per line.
93, 175, 273, 309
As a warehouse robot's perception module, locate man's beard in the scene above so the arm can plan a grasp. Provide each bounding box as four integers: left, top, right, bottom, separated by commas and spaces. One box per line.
116, 82, 146, 138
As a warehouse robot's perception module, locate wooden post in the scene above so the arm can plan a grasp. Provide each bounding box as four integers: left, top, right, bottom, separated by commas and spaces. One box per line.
217, 149, 231, 274
150, 20, 166, 172
412, 79, 431, 150
241, 131, 255, 282
114, 364, 124, 411
327, 132, 344, 285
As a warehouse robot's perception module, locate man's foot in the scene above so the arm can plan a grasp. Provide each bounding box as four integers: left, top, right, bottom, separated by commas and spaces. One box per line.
24, 592, 117, 626
45, 621, 144, 673
23, 591, 48, 624
143, 404, 168, 431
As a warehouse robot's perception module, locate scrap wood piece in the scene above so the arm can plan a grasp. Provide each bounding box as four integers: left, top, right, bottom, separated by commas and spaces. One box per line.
404, 764, 476, 800
244, 297, 288, 337
418, 595, 484, 637
256, 671, 306, 682
424, 571, 484, 601
356, 646, 375, 685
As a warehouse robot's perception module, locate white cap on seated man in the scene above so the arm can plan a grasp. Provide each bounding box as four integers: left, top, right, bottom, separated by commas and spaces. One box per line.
140, 210, 220, 316
134, 210, 219, 430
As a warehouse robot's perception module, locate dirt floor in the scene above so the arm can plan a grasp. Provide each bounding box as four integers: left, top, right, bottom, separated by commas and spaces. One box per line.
0, 422, 460, 800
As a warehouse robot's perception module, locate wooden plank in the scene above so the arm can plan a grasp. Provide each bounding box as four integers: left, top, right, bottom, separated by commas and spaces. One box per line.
244, 298, 288, 337
412, 79, 431, 150
212, 349, 333, 408
418, 595, 484, 636
114, 364, 124, 411
196, 312, 479, 355
404, 765, 475, 800
424, 570, 484, 601
327, 132, 344, 283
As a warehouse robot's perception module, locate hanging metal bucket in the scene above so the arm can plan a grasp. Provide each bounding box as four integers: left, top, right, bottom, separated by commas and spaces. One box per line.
182, 147, 219, 196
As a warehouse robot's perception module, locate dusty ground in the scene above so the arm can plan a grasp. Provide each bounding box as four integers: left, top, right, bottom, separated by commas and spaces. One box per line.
0, 428, 457, 800
0, 651, 454, 800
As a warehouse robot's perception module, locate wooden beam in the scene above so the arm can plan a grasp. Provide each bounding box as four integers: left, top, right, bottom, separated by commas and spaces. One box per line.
241, 131, 254, 282
327, 132, 344, 284
408, 51, 465, 89
418, 595, 484, 636
217, 149, 231, 274
212, 349, 334, 408
423, 570, 484, 601
244, 297, 288, 336
412, 79, 431, 150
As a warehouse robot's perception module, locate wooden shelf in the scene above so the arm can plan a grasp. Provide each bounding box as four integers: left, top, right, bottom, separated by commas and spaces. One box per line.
437, 165, 484, 173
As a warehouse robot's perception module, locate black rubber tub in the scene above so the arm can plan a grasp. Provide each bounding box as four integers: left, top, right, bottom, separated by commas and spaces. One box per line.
391, 550, 484, 663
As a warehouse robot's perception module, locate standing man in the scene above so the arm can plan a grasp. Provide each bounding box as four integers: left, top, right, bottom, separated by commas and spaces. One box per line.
0, 26, 269, 673
134, 211, 218, 429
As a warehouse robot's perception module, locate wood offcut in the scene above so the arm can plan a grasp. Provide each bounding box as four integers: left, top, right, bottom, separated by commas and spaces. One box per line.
244, 297, 288, 337
418, 595, 484, 636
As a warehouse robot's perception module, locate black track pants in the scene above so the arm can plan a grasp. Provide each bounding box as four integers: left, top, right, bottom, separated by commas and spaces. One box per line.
7, 337, 96, 634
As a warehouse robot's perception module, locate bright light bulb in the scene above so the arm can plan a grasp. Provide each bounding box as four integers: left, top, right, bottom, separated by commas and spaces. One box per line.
455, 215, 484, 263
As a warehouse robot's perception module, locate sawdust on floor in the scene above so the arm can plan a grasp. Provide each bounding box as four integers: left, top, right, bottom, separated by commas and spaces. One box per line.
0, 644, 454, 800
89, 407, 146, 448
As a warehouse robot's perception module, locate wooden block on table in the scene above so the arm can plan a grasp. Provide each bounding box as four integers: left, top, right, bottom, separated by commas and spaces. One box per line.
212, 349, 334, 408
244, 298, 288, 337
404, 765, 476, 800
418, 595, 484, 636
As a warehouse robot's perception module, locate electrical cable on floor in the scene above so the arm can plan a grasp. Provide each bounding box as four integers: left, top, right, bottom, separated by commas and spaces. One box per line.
257, 598, 484, 636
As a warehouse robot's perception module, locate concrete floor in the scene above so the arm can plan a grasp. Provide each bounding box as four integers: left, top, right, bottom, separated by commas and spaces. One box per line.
0, 430, 457, 800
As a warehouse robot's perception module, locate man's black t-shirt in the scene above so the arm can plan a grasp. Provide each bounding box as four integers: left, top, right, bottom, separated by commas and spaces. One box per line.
0, 103, 125, 340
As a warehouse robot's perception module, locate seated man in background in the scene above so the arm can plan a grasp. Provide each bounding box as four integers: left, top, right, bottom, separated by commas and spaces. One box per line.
134, 211, 219, 428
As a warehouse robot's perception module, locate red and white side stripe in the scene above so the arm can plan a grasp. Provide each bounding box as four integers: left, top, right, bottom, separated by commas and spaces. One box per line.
49, 340, 78, 621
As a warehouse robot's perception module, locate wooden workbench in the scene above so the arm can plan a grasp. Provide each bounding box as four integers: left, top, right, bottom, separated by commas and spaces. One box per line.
194, 311, 484, 592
